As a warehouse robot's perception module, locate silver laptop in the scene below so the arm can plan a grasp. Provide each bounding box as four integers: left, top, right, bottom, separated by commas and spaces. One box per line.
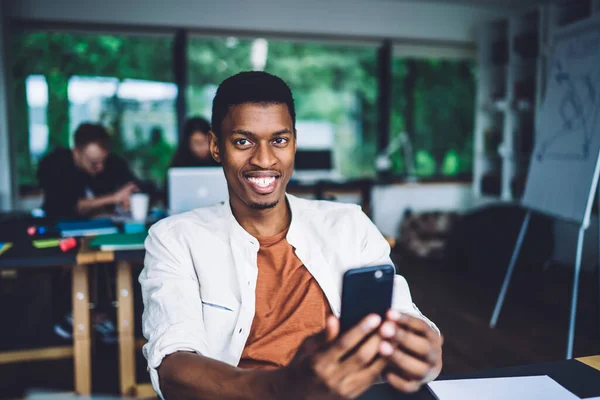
168, 167, 229, 215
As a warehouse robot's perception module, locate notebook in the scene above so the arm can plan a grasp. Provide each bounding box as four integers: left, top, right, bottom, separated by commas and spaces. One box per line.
55, 218, 119, 237
88, 231, 148, 251
427, 375, 578, 400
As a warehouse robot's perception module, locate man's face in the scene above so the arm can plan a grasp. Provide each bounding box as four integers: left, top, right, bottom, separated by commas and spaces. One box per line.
210, 103, 296, 211
73, 143, 109, 176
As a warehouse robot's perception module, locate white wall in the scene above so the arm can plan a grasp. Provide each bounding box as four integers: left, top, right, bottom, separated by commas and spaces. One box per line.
372, 182, 480, 237
0, 2, 14, 211
369, 182, 600, 274
5, 0, 509, 43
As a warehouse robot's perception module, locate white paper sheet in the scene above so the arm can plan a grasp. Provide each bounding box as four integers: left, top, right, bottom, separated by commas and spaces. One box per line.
427, 375, 579, 400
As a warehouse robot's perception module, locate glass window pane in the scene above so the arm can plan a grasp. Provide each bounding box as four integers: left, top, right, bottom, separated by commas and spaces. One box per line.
186, 36, 378, 179
12, 31, 176, 189
391, 58, 476, 179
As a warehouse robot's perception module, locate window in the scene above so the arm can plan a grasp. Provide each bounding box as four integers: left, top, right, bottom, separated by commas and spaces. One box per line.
12, 30, 476, 191
390, 57, 476, 178
187, 36, 378, 179
12, 31, 176, 189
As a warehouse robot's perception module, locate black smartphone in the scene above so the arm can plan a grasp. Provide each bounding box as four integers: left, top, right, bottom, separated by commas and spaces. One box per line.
339, 265, 395, 334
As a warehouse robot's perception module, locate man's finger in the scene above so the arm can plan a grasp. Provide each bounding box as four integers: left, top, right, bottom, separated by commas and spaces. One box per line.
392, 328, 435, 362
387, 348, 432, 381
385, 372, 422, 393
339, 357, 387, 399
341, 328, 383, 370
387, 310, 438, 341
327, 314, 381, 361
325, 315, 339, 343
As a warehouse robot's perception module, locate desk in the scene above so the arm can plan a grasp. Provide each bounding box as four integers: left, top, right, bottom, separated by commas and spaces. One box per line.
360, 355, 600, 399
98, 248, 155, 398
0, 241, 89, 393
0, 241, 149, 397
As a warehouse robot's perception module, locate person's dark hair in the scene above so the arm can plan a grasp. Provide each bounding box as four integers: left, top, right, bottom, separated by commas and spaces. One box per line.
211, 71, 296, 139
170, 116, 213, 167
73, 123, 111, 150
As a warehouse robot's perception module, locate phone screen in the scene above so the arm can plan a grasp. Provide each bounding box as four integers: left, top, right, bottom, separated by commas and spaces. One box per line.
339, 265, 395, 334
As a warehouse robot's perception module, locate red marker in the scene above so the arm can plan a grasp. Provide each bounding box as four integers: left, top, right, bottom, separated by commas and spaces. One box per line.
27, 226, 36, 236
59, 237, 77, 252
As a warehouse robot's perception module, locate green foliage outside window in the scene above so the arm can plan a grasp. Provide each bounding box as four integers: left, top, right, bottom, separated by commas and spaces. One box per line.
187, 38, 378, 178
12, 32, 174, 187
390, 58, 475, 178
12, 31, 475, 190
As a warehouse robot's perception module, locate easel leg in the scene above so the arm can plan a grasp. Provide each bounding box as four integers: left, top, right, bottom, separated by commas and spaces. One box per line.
598, 189, 600, 337
72, 264, 91, 395
567, 226, 586, 359
490, 211, 532, 328
117, 261, 136, 396
597, 259, 600, 337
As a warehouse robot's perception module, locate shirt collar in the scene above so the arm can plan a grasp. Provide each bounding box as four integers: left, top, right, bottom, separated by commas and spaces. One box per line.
223, 193, 307, 252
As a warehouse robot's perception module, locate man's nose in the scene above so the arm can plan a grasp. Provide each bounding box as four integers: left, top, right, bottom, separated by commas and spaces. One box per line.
250, 142, 276, 169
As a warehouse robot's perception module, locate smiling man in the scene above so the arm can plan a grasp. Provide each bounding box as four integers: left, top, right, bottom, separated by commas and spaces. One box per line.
140, 71, 443, 400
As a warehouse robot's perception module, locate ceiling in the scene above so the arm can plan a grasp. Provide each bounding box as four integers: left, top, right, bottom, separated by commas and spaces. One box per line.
387, 0, 557, 9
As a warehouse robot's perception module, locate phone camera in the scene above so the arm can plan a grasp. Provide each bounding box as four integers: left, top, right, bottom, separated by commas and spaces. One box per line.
374, 270, 383, 279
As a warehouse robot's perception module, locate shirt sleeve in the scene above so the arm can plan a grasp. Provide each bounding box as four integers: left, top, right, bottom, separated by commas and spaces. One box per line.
38, 152, 79, 217
139, 221, 211, 399
110, 155, 138, 187
354, 207, 440, 334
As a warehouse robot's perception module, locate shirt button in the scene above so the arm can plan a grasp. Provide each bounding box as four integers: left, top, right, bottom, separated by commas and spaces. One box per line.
247, 281, 251, 286
238, 328, 243, 334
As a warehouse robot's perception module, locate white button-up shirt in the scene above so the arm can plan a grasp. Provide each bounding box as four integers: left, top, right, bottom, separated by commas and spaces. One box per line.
140, 194, 437, 398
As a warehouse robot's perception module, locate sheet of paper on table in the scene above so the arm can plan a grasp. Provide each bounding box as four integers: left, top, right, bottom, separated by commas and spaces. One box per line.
427, 375, 579, 400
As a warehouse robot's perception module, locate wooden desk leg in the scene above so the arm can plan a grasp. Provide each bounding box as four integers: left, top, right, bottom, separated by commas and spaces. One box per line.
72, 264, 91, 395
117, 261, 136, 396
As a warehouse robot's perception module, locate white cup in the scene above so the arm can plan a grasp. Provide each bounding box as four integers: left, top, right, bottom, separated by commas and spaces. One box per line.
130, 193, 149, 221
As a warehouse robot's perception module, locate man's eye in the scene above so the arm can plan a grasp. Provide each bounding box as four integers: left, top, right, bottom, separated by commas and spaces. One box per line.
235, 138, 251, 146
273, 137, 288, 145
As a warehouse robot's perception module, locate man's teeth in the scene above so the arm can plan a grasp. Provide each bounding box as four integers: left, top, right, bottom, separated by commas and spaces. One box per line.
248, 177, 276, 187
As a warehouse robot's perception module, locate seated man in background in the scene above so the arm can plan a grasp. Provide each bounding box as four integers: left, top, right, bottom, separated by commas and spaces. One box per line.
38, 122, 139, 343
140, 71, 443, 399
38, 122, 138, 218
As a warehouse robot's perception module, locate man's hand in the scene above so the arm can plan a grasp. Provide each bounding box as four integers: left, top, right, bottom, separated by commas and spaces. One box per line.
379, 310, 443, 393
111, 181, 138, 209
284, 314, 391, 399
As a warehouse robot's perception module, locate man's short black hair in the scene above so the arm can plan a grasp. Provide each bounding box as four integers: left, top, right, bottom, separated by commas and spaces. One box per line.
211, 71, 296, 138
73, 123, 111, 150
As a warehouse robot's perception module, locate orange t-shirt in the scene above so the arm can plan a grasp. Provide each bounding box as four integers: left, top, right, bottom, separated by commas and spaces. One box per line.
238, 228, 332, 369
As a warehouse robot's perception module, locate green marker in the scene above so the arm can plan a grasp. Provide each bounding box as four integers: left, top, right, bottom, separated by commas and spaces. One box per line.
33, 238, 61, 249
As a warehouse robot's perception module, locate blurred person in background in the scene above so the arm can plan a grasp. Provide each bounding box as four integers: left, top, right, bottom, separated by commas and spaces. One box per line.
169, 116, 220, 168
163, 116, 220, 206
38, 122, 139, 218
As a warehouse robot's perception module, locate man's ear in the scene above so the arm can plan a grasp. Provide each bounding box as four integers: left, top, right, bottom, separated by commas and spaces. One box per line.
208, 131, 221, 163
72, 148, 81, 163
